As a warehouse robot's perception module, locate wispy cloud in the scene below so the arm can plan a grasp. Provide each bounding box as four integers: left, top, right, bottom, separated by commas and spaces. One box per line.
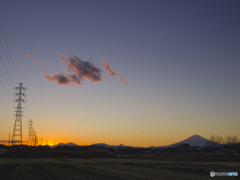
101, 58, 129, 84
41, 69, 81, 86
40, 51, 128, 86
118, 69, 129, 84
26, 54, 44, 65
101, 58, 116, 76
61, 54, 102, 83
65, 46, 70, 53
0, 140, 27, 142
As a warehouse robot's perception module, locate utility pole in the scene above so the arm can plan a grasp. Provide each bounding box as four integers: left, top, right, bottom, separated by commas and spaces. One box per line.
54, 140, 55, 146
46, 139, 48, 145
41, 138, 43, 146
12, 83, 27, 145
7, 134, 10, 146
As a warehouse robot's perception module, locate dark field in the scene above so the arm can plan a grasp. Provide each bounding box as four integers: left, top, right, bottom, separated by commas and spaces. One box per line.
0, 158, 239, 180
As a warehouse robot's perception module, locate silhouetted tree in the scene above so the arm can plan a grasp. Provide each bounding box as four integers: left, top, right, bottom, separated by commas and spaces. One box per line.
224, 135, 238, 155
205, 135, 222, 155
225, 135, 238, 145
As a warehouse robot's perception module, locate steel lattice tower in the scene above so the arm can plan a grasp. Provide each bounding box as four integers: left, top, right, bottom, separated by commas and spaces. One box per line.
27, 119, 34, 146
12, 83, 27, 145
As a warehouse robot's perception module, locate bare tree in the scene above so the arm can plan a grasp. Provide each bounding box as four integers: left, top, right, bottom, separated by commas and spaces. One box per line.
225, 135, 238, 145
206, 135, 222, 148
205, 135, 223, 155
225, 135, 238, 155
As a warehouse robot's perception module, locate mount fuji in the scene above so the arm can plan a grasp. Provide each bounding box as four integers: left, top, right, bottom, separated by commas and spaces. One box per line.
159, 135, 212, 148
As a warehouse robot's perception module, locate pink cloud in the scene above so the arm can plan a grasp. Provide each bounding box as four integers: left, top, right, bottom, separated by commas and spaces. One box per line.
101, 58, 116, 76
26, 54, 44, 65
65, 46, 70, 53
119, 78, 128, 84
62, 54, 102, 82
40, 69, 82, 86
40, 50, 129, 86
118, 69, 129, 84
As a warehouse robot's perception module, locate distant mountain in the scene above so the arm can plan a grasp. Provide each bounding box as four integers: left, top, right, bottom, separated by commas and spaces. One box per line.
51, 135, 216, 149
160, 135, 212, 147
116, 144, 124, 148
90, 135, 213, 149
90, 143, 118, 148
51, 142, 78, 148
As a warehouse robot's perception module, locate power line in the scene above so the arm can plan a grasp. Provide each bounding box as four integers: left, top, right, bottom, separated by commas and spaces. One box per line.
0, 78, 13, 98
0, 38, 18, 84
0, 21, 21, 82
0, 16, 22, 100
24, 102, 31, 125
0, 57, 13, 90
0, 53, 14, 87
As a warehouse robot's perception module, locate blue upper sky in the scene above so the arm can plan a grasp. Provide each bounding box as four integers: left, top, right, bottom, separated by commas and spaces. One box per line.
0, 0, 239, 146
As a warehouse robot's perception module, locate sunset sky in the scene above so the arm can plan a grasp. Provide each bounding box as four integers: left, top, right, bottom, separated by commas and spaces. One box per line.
0, 0, 239, 147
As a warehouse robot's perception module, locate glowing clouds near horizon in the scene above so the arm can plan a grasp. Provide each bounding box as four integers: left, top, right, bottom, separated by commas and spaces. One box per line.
41, 54, 128, 86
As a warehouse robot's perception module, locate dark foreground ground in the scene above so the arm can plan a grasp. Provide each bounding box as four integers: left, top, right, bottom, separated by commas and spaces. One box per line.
0, 158, 239, 180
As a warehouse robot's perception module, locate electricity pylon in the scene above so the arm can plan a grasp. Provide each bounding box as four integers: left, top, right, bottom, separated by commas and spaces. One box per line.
27, 119, 34, 146
34, 131, 37, 146
12, 83, 27, 145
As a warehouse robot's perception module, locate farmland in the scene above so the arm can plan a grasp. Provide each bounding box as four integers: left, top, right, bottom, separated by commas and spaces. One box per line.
0, 158, 239, 180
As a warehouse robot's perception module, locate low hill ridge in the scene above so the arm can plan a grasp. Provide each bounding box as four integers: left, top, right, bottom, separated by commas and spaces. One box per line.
51, 135, 215, 148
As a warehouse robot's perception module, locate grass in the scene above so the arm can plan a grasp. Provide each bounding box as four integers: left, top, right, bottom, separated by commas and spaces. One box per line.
0, 158, 239, 180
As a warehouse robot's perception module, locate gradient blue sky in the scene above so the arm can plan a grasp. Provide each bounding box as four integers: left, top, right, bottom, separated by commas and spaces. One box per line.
0, 0, 239, 147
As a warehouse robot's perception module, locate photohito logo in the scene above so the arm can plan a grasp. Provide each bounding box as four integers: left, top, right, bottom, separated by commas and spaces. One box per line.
210, 171, 215, 177
228, 172, 238, 176
210, 171, 238, 177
